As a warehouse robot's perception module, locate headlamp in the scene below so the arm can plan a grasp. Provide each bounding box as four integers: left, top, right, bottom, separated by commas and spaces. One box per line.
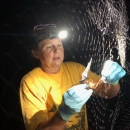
34, 24, 68, 43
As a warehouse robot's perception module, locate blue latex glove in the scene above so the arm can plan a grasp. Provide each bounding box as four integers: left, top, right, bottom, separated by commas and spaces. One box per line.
58, 84, 93, 121
101, 60, 126, 85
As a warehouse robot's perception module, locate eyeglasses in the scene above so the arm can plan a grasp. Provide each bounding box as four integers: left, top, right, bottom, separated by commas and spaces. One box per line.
34, 24, 68, 41
34, 24, 56, 31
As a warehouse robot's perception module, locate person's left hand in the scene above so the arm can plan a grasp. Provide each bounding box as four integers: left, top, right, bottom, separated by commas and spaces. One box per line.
101, 60, 126, 85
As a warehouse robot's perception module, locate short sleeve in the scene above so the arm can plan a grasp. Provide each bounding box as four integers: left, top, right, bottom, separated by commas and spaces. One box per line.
20, 78, 48, 130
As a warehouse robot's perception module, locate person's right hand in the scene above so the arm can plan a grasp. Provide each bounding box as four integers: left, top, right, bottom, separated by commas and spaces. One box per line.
58, 84, 93, 121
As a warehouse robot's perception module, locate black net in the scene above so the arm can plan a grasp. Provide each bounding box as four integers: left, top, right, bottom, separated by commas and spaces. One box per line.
0, 0, 130, 130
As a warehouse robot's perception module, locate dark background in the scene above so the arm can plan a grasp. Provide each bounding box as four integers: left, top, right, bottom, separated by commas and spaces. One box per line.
0, 0, 130, 130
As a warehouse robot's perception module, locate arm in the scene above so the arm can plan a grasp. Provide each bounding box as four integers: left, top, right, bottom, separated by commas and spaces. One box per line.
96, 60, 125, 99
108, 83, 120, 98
84, 78, 120, 99
20, 79, 66, 130
96, 82, 120, 99
36, 111, 66, 130
84, 60, 125, 99
36, 84, 93, 130
20, 79, 92, 130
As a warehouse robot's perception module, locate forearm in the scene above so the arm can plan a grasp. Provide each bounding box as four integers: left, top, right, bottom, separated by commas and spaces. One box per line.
106, 83, 120, 98
36, 111, 66, 130
96, 83, 120, 99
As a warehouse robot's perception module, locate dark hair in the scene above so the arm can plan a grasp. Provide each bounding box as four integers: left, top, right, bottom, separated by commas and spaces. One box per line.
32, 24, 58, 50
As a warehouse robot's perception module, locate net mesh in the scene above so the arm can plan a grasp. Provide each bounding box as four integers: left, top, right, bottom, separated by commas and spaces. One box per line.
0, 0, 130, 129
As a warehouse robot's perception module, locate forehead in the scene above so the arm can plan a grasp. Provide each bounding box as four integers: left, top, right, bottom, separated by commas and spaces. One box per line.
40, 38, 62, 45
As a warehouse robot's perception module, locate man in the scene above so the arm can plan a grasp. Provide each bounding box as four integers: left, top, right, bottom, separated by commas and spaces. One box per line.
19, 24, 126, 130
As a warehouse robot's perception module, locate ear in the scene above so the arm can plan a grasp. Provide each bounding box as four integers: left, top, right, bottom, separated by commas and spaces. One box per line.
31, 50, 39, 59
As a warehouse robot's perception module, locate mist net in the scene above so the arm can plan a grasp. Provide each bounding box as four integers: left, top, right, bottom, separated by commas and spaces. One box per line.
19, 0, 130, 129
58, 0, 130, 129
1, 0, 130, 129
33, 0, 130, 129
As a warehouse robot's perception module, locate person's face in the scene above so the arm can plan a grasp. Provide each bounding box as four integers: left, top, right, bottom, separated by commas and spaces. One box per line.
34, 38, 64, 68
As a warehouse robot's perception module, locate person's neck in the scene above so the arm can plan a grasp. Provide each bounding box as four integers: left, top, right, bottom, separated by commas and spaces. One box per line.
41, 65, 60, 74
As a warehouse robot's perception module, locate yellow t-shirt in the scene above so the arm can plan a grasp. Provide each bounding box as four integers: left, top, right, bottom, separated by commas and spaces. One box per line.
20, 62, 100, 130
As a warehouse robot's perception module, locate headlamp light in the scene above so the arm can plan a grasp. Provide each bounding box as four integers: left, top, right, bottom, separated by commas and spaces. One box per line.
34, 24, 68, 43
58, 30, 68, 39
